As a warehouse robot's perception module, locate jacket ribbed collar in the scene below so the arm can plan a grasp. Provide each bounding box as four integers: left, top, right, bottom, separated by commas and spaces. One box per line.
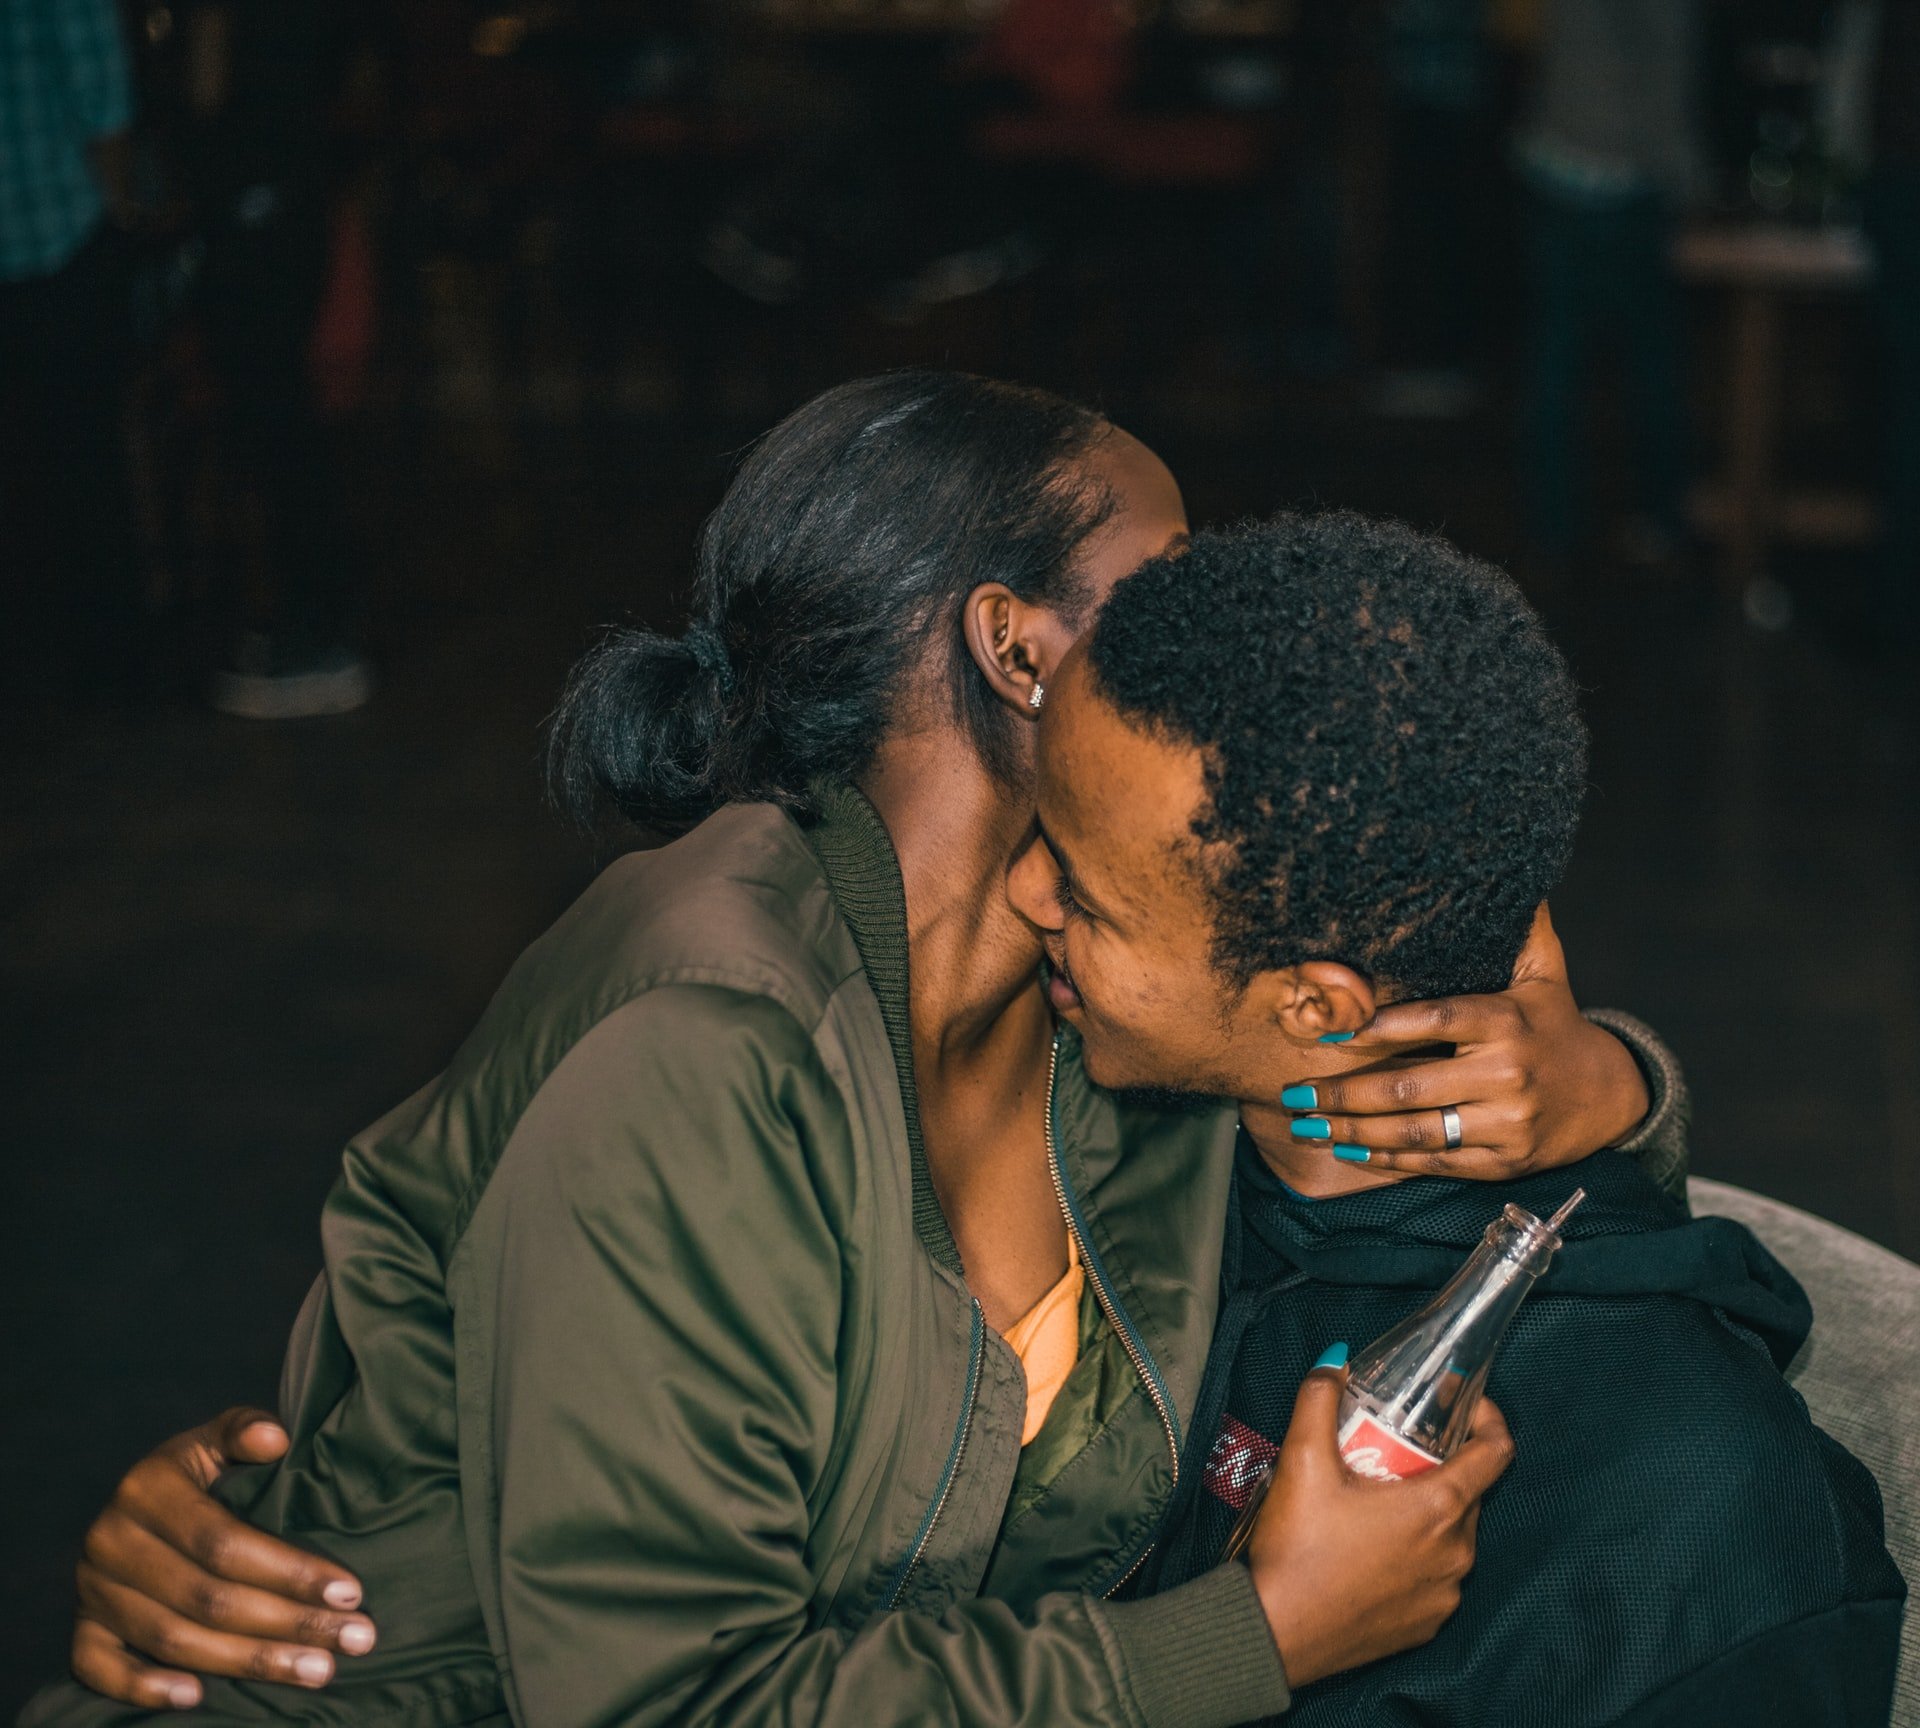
803, 781, 965, 1276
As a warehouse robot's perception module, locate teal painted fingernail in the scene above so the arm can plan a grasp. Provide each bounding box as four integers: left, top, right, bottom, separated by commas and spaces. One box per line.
1280, 1084, 1317, 1110
1291, 1116, 1332, 1140
1333, 1144, 1372, 1164
1313, 1342, 1350, 1370
1318, 1031, 1355, 1044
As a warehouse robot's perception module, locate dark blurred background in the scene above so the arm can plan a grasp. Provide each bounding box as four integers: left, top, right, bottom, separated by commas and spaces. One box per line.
4, 0, 1918, 1707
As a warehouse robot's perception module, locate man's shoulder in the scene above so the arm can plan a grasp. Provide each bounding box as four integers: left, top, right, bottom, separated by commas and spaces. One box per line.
1455, 1284, 1900, 1714
1495, 1225, 1852, 1535
1267, 1289, 1902, 1727
1498, 1282, 1832, 1529
1207, 1165, 1902, 1728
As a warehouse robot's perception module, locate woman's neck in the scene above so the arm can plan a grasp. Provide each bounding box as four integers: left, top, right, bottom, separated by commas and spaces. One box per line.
859, 727, 1053, 1072
859, 726, 1067, 1329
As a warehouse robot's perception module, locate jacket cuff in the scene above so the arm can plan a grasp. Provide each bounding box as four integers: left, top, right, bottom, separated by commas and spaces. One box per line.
1584, 1007, 1692, 1205
1092, 1562, 1290, 1728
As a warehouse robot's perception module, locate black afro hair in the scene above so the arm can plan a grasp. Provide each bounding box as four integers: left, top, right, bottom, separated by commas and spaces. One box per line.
1084, 512, 1588, 1001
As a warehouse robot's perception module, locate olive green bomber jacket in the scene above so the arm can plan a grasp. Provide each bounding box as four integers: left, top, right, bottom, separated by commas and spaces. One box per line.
23, 787, 1287, 1728
20, 785, 1691, 1728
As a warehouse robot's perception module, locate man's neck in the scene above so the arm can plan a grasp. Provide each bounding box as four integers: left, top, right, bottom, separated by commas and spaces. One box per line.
1238, 1099, 1418, 1200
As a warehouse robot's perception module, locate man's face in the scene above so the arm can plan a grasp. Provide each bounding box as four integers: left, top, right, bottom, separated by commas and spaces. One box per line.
1007, 647, 1276, 1096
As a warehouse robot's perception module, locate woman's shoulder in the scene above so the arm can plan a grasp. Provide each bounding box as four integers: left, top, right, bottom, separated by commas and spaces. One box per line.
551, 801, 868, 1030
352, 802, 892, 1262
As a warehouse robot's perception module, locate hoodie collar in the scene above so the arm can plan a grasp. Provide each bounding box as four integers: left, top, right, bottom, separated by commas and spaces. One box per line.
1236, 1144, 1813, 1371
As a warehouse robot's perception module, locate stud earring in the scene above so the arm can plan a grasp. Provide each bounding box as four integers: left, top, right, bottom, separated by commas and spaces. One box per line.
1028, 683, 1046, 710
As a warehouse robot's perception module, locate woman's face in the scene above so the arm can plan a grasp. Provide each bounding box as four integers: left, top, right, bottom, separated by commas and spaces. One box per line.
984, 430, 1187, 727
943, 426, 1185, 804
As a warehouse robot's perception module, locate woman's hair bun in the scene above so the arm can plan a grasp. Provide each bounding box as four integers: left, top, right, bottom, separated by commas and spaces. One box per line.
549, 370, 1114, 835
682, 624, 736, 696
548, 626, 732, 834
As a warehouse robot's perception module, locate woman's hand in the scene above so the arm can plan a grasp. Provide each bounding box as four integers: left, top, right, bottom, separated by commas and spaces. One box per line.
1247, 1362, 1513, 1687
1287, 905, 1650, 1178
70, 1408, 376, 1709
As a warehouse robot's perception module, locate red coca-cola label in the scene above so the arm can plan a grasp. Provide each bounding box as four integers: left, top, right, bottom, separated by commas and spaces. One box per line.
1204, 1413, 1280, 1510
1338, 1409, 1442, 1482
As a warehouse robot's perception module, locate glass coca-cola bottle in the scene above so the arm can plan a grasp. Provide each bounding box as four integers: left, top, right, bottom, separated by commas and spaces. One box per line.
1222, 1188, 1582, 1561
1334, 1188, 1583, 1482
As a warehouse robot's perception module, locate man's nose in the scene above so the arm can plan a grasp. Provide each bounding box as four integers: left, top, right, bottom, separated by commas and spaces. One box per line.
1007, 833, 1067, 934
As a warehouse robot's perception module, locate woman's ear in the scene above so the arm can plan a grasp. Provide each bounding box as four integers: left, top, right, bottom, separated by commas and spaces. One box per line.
1265, 961, 1378, 1044
963, 583, 1048, 717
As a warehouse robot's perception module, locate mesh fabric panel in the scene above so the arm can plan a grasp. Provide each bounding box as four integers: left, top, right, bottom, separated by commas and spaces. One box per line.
1153, 1154, 1905, 1726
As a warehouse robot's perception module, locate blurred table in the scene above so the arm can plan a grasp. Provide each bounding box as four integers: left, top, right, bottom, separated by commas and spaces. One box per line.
1675, 221, 1878, 595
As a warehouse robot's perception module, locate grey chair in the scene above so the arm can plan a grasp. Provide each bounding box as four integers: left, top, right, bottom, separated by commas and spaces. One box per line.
1689, 1178, 1919, 1724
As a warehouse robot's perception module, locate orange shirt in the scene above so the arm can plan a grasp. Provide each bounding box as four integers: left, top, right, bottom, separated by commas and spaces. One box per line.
1001, 1233, 1085, 1446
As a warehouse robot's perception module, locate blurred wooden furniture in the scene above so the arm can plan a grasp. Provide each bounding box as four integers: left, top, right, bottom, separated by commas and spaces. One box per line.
1676, 221, 1877, 595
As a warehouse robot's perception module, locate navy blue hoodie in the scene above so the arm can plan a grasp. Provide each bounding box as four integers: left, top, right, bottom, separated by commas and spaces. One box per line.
1148, 1149, 1906, 1726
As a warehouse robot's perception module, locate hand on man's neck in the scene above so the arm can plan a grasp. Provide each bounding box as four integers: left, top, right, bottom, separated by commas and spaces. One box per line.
1229, 984, 1431, 1199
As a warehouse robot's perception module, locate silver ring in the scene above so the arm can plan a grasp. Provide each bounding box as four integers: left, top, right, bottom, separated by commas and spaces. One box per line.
1440, 1106, 1464, 1151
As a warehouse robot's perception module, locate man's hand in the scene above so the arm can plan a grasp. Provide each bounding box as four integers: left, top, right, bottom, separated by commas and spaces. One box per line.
1282, 905, 1650, 1177
71, 1408, 376, 1710
1247, 1362, 1514, 1687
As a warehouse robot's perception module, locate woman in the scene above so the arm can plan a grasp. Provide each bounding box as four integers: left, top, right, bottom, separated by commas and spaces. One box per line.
42, 374, 1686, 1725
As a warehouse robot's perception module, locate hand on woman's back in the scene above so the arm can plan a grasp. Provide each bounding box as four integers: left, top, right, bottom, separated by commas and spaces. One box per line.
67, 1408, 373, 1709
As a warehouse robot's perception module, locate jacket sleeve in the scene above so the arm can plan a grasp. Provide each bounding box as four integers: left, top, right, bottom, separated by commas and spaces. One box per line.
468, 985, 1289, 1728
1583, 1008, 1691, 1204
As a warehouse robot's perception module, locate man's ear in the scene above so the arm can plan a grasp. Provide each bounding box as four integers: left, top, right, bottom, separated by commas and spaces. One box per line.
963, 583, 1048, 717
1260, 960, 1378, 1044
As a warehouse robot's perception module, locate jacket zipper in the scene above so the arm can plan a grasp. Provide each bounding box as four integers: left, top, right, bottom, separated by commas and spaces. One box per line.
883, 1297, 985, 1608
1042, 1034, 1183, 1596
887, 1035, 1184, 1609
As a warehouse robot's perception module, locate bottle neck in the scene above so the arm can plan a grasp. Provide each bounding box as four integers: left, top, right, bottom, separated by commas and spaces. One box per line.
1450, 1233, 1545, 1332
1368, 1234, 1546, 1431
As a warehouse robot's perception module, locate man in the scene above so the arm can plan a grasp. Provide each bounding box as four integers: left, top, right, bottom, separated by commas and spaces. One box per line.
1516, 0, 1698, 572
180, 0, 373, 717
1008, 512, 1905, 1724
0, 0, 142, 696
1867, 0, 1920, 655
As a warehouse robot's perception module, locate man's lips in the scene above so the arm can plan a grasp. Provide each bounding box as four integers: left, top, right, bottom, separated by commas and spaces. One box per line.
1043, 945, 1082, 1012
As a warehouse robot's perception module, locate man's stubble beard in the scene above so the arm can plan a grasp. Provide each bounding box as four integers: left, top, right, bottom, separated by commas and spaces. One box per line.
1106, 1083, 1228, 1115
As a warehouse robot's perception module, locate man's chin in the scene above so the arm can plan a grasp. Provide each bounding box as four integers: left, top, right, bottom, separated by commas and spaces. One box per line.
1106, 1083, 1225, 1116
1074, 1035, 1223, 1114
